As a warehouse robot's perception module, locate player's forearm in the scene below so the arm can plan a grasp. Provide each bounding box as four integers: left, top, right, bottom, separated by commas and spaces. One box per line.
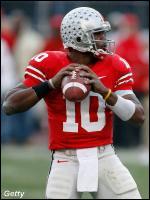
128, 104, 145, 124
2, 88, 40, 115
3, 80, 55, 115
105, 92, 145, 125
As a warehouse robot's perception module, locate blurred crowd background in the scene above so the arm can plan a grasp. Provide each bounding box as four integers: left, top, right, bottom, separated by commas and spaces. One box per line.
1, 1, 149, 163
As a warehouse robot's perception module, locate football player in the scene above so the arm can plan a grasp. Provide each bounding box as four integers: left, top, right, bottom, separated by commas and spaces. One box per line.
3, 7, 144, 199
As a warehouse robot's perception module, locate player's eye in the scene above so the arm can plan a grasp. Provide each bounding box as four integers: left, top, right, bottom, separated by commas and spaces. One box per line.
94, 32, 106, 40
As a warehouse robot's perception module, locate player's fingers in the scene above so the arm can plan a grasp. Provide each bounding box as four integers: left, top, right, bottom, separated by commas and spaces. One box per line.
62, 66, 75, 72
77, 65, 92, 73
79, 71, 96, 79
80, 73, 92, 79
84, 79, 95, 84
61, 71, 72, 76
66, 63, 80, 69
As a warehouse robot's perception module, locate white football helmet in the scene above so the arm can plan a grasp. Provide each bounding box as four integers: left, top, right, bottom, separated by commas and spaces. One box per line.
61, 7, 115, 56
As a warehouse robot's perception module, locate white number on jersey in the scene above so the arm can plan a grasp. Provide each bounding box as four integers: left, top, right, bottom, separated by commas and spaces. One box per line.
31, 52, 48, 62
63, 92, 106, 132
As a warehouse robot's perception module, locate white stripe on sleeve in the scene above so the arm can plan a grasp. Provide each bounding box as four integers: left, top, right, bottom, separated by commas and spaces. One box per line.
26, 65, 46, 78
114, 78, 134, 88
116, 73, 133, 82
25, 71, 45, 82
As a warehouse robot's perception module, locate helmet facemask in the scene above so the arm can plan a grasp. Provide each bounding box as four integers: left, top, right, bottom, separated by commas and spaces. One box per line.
87, 29, 116, 55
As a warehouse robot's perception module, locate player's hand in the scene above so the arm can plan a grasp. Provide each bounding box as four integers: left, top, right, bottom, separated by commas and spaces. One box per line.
51, 63, 80, 88
77, 65, 109, 94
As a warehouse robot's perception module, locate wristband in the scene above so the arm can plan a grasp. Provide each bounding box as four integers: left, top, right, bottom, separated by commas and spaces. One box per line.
32, 81, 52, 99
107, 95, 136, 121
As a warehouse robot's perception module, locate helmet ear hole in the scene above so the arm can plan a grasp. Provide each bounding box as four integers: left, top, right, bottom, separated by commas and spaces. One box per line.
76, 37, 81, 42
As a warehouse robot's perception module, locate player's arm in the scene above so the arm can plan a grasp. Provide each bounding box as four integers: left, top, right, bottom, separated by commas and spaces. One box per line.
2, 83, 45, 115
2, 64, 77, 115
101, 91, 145, 125
120, 93, 145, 124
77, 65, 145, 125
93, 81, 144, 125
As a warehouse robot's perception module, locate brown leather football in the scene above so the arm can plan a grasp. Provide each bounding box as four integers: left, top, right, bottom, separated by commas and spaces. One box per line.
61, 70, 91, 102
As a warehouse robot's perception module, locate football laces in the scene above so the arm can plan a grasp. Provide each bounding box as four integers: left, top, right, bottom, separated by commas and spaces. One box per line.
71, 71, 77, 80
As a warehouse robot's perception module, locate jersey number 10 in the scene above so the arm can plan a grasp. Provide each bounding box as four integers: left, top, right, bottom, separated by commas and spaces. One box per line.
63, 92, 106, 132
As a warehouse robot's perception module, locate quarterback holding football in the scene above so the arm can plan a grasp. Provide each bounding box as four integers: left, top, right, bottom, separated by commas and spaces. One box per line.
3, 7, 144, 199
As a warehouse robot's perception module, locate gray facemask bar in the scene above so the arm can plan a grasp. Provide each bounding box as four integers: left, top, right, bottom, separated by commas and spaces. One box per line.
84, 29, 116, 55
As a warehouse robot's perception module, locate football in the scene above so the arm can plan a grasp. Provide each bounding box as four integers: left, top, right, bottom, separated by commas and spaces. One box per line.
61, 70, 91, 102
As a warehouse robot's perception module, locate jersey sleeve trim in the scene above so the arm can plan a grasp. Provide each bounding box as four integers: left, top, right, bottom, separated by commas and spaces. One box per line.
25, 65, 46, 82
26, 65, 46, 78
114, 78, 134, 88
116, 72, 133, 82
114, 90, 134, 96
24, 71, 45, 82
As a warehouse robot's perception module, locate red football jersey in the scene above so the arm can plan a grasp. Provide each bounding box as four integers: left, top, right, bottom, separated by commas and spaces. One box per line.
23, 51, 134, 150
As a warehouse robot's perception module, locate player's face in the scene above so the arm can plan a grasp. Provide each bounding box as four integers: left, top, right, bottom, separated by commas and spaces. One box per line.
93, 31, 107, 51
